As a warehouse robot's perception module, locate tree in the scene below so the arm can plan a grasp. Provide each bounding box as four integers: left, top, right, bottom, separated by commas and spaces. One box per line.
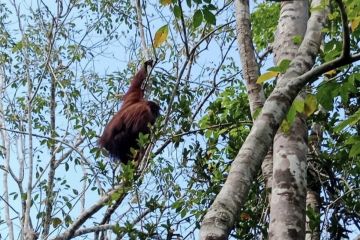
0, 0, 359, 239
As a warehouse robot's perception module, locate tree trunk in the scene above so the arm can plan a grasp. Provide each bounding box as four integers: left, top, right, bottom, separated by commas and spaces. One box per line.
306, 124, 322, 240
269, 1, 309, 239
200, 0, 328, 238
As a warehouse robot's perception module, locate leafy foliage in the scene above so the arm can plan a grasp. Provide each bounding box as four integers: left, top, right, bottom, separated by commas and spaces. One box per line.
0, 0, 359, 239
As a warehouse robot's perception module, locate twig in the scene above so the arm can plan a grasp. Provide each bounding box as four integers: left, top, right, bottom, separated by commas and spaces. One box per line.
178, 0, 189, 57
162, 21, 235, 128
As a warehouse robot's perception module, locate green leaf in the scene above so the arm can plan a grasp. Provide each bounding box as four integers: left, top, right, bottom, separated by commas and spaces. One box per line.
65, 162, 69, 171
256, 71, 278, 84
316, 82, 337, 110
12, 41, 23, 52
292, 35, 303, 45
193, 10, 203, 28
154, 25, 169, 48
334, 109, 360, 132
304, 94, 317, 117
52, 218, 62, 228
202, 9, 216, 25
278, 59, 291, 72
286, 103, 297, 125
280, 119, 291, 133
186, 0, 192, 8
253, 107, 262, 120
206, 4, 217, 10
349, 143, 360, 157
293, 99, 305, 113
351, 16, 360, 31
267, 59, 291, 73
173, 5, 181, 18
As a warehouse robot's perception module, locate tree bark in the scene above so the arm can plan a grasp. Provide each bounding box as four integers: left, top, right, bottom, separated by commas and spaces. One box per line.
269, 1, 309, 239
0, 66, 14, 240
305, 124, 322, 240
234, 0, 275, 201
200, 1, 328, 238
234, 0, 265, 116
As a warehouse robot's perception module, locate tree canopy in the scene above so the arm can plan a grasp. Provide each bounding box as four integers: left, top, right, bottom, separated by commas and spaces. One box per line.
0, 0, 359, 239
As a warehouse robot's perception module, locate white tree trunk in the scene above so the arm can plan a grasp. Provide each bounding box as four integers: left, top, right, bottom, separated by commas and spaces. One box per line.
200, 0, 328, 238
269, 1, 309, 239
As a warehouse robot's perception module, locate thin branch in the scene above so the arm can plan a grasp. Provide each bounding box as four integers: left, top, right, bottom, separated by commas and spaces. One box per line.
135, 0, 149, 59
52, 184, 125, 240
42, 15, 58, 237
154, 120, 250, 156
73, 208, 152, 238
172, 121, 252, 138
0, 127, 92, 173
12, 0, 36, 234
0, 195, 19, 215
162, 21, 235, 128
178, 0, 190, 57
293, 52, 360, 88
258, 46, 273, 65
335, 0, 350, 58
191, 38, 237, 122
143, 3, 158, 61
0, 65, 15, 240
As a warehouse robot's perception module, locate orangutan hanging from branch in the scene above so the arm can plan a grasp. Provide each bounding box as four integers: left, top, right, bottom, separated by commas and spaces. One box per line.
99, 60, 160, 164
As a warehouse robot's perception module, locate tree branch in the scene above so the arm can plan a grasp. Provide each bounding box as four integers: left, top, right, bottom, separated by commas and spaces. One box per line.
52, 184, 126, 240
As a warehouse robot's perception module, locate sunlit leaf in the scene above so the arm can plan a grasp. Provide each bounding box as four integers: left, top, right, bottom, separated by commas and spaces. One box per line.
345, 137, 360, 157
256, 71, 278, 84
351, 17, 360, 31
293, 99, 304, 113
154, 25, 169, 48
280, 119, 291, 133
324, 69, 338, 78
304, 94, 317, 117
286, 103, 297, 125
160, 0, 172, 5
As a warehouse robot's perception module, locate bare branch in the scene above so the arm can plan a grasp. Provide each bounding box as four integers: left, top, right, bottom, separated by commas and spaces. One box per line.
178, 0, 190, 57
135, 0, 150, 60
52, 184, 126, 240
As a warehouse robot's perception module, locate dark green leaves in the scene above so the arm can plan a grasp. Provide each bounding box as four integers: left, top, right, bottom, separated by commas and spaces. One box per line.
202, 8, 216, 25
193, 10, 203, 28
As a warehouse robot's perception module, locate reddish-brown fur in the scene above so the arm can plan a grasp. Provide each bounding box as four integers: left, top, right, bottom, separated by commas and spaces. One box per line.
99, 60, 160, 164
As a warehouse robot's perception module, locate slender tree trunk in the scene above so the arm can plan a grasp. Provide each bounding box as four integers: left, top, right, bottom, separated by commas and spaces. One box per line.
42, 72, 57, 239
269, 1, 309, 239
234, 0, 275, 200
234, 0, 265, 116
0, 66, 14, 240
306, 124, 322, 240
